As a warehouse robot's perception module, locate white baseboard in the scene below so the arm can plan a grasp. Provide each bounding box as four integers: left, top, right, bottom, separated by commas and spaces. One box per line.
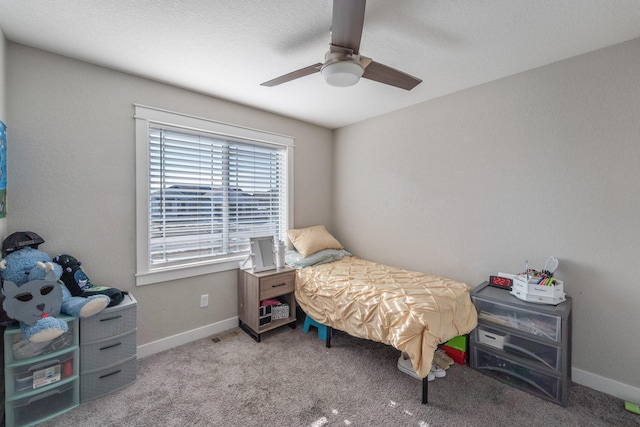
572, 367, 640, 404
137, 316, 239, 359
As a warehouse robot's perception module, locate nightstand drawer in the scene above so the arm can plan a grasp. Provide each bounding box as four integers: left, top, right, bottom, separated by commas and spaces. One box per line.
259, 273, 295, 300
81, 329, 137, 372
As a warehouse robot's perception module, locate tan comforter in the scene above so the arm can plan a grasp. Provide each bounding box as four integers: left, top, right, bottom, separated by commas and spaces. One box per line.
295, 256, 478, 378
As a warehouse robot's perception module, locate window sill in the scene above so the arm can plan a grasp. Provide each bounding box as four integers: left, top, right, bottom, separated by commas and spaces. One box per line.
135, 257, 243, 286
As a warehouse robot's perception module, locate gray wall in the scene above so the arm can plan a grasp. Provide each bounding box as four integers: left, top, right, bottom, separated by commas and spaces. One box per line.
333, 38, 640, 398
6, 43, 333, 347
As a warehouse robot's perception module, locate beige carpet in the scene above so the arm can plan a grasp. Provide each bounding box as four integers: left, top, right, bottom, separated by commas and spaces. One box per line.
39, 322, 638, 427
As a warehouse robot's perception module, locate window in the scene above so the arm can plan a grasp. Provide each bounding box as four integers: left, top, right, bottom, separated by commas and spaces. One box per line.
134, 105, 293, 285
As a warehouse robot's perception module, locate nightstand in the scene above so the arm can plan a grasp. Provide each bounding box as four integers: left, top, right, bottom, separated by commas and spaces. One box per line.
237, 267, 297, 342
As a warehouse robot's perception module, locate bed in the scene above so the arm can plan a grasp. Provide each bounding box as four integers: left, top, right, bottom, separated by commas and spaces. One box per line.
286, 225, 478, 404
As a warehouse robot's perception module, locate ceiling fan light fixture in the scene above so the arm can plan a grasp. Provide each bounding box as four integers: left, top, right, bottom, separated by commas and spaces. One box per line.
321, 60, 364, 87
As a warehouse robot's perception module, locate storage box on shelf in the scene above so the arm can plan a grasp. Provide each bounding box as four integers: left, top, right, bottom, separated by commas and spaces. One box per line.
4, 316, 79, 427
470, 281, 572, 406
477, 328, 507, 350
80, 293, 137, 402
510, 275, 566, 305
270, 301, 290, 320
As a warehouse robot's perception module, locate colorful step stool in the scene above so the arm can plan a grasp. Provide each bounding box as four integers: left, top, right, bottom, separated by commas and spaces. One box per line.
302, 315, 330, 340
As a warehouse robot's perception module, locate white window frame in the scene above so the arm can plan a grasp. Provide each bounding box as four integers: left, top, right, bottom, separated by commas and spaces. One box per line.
134, 104, 294, 286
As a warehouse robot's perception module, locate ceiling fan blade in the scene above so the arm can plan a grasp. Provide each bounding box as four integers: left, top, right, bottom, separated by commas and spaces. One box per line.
260, 63, 323, 87
362, 60, 422, 91
331, 0, 366, 53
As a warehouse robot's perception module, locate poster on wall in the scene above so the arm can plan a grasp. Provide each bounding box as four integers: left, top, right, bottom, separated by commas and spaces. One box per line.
0, 120, 6, 218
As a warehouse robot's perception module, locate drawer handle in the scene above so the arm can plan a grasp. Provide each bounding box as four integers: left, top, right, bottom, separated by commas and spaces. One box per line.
100, 315, 123, 322
100, 369, 122, 379
271, 282, 286, 288
100, 342, 122, 351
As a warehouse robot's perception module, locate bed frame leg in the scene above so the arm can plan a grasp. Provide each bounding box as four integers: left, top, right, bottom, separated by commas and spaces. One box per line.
325, 326, 333, 348
422, 377, 428, 404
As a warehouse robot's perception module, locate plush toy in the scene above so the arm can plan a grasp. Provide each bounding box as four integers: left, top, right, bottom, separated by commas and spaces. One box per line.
1, 262, 68, 342
53, 254, 125, 307
0, 247, 111, 342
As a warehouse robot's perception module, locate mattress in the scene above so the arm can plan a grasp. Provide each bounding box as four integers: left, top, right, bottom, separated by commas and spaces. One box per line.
295, 256, 478, 378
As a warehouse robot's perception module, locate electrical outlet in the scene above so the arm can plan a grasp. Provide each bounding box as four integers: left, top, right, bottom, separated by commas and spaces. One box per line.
200, 294, 209, 308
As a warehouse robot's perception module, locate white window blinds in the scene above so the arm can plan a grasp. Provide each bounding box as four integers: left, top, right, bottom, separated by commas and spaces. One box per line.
148, 125, 288, 268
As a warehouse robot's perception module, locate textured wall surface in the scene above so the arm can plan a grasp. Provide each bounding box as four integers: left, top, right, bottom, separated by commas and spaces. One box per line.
6, 43, 333, 347
333, 38, 640, 400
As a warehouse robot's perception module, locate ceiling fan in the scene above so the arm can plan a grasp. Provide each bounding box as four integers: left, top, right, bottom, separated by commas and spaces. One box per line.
261, 0, 422, 90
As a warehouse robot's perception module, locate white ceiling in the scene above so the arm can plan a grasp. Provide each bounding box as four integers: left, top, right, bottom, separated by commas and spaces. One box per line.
1, 0, 639, 129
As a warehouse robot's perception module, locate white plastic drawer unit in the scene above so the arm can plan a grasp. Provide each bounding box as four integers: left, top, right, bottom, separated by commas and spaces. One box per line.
472, 347, 562, 403
473, 325, 561, 370
80, 294, 137, 342
474, 298, 562, 342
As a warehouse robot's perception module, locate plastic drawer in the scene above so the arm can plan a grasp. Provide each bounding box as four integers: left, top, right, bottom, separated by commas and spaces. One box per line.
11, 355, 75, 393
473, 325, 561, 370
472, 347, 564, 405
80, 294, 137, 342
80, 329, 137, 372
6, 381, 78, 426
8, 328, 74, 362
8, 350, 76, 396
80, 355, 137, 402
474, 297, 561, 342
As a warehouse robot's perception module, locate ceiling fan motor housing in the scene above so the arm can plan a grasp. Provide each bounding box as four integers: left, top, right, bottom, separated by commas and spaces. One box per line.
321, 51, 364, 87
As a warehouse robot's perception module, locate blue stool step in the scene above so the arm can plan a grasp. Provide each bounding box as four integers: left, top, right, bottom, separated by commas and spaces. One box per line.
302, 315, 329, 340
